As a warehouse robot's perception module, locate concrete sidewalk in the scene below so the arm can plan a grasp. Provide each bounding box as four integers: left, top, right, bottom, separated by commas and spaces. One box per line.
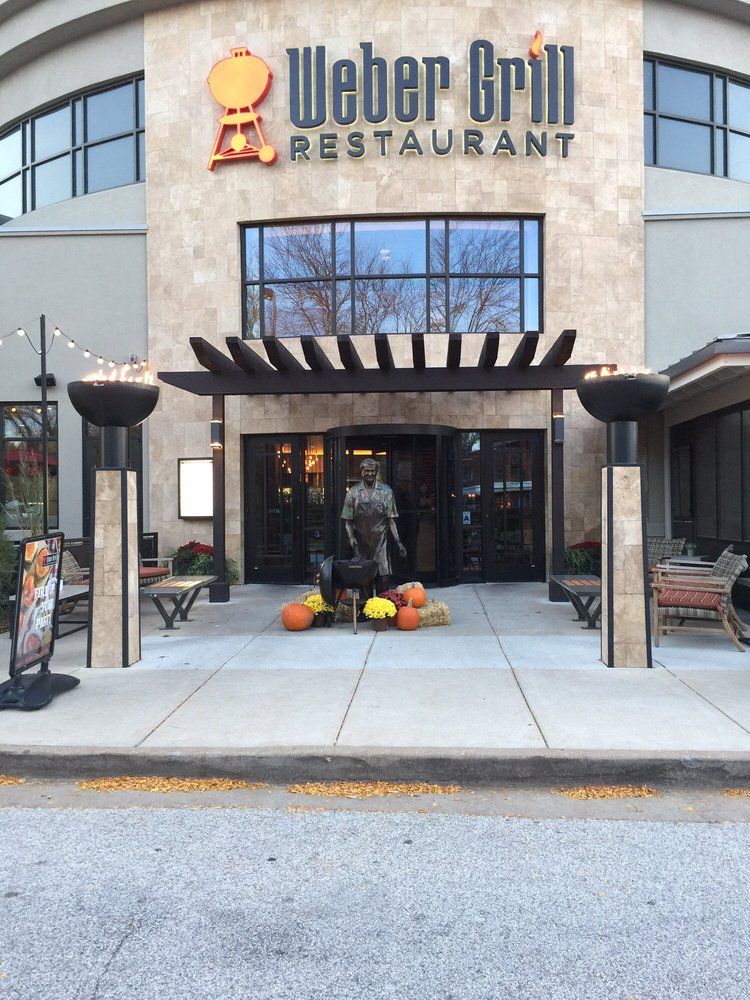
1, 584, 749, 781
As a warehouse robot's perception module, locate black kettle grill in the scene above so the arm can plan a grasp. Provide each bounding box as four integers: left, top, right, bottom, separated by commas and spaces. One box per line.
319, 556, 378, 634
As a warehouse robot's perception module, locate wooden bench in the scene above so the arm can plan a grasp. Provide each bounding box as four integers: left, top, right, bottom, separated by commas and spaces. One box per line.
550, 574, 602, 630
140, 575, 217, 630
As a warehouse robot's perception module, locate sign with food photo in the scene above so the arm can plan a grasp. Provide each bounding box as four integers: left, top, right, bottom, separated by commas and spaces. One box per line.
10, 534, 64, 675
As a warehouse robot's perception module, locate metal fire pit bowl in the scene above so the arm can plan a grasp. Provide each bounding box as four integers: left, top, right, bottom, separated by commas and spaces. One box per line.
67, 380, 159, 428
577, 372, 669, 465
576, 372, 669, 424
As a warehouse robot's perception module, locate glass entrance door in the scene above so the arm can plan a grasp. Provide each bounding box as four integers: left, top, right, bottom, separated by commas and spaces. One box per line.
326, 424, 459, 586
244, 434, 326, 583
481, 431, 545, 581
244, 436, 299, 582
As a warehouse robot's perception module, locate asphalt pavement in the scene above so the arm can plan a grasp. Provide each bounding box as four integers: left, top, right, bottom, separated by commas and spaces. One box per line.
1, 798, 749, 999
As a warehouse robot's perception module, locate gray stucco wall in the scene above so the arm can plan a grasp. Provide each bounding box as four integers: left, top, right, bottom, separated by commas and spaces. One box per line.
644, 214, 750, 371
0, 186, 147, 538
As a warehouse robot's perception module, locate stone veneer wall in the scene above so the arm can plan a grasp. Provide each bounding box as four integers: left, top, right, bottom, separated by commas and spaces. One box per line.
144, 0, 645, 571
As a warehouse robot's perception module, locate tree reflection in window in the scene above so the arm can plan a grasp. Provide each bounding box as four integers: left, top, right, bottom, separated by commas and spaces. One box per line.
243, 216, 542, 337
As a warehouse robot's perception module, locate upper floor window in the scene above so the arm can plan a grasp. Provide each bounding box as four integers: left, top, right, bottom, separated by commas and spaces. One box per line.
0, 76, 145, 225
242, 216, 542, 338
645, 57, 750, 182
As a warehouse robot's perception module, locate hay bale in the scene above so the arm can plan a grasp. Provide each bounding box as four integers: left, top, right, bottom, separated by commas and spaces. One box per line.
279, 590, 318, 615
417, 599, 451, 628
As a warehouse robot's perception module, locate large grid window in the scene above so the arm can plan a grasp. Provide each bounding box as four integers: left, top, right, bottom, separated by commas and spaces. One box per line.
1, 403, 58, 529
644, 57, 750, 182
0, 77, 145, 225
242, 216, 543, 338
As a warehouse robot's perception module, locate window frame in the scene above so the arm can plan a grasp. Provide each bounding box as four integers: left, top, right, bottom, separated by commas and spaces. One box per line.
644, 53, 750, 181
241, 214, 544, 338
0, 74, 145, 223
1, 401, 59, 530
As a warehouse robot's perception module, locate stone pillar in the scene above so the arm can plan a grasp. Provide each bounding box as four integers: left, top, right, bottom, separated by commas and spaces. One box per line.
600, 465, 652, 668
88, 470, 140, 668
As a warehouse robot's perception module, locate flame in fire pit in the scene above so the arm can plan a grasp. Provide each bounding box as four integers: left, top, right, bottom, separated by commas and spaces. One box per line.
83, 366, 154, 385
584, 366, 614, 380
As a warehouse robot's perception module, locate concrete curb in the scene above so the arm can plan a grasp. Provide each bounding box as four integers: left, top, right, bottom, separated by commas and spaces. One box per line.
2, 746, 750, 787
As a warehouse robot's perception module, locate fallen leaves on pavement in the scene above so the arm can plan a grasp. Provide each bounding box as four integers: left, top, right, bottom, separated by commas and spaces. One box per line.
0, 775, 25, 786
77, 777, 269, 793
287, 781, 461, 799
723, 788, 750, 798
552, 784, 660, 800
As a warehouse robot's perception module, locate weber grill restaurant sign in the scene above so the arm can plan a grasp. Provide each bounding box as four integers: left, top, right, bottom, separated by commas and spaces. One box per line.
207, 34, 576, 169
287, 38, 575, 161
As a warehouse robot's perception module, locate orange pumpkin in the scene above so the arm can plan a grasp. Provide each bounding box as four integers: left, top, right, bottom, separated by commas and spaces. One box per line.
281, 602, 314, 631
397, 601, 419, 631
402, 586, 426, 609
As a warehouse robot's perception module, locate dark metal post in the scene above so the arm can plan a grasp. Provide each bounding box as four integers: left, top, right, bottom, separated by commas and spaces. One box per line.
39, 315, 49, 534
607, 420, 638, 465
549, 388, 566, 601
209, 394, 230, 602
101, 426, 128, 468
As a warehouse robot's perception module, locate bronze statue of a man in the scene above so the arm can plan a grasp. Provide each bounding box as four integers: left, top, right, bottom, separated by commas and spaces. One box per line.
341, 458, 406, 591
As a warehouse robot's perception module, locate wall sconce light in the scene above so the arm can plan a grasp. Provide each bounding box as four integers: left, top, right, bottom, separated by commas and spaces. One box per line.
210, 418, 224, 450
552, 414, 565, 445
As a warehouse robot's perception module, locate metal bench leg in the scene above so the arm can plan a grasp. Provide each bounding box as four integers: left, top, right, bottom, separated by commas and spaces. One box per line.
151, 596, 180, 630
177, 587, 203, 622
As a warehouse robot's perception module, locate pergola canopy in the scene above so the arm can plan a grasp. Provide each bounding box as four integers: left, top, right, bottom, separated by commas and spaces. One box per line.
158, 330, 615, 396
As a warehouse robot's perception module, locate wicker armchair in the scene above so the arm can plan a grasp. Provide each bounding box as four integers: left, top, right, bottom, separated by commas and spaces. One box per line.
647, 536, 686, 568
651, 547, 748, 651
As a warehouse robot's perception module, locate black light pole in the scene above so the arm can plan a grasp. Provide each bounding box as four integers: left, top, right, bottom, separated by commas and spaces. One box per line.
39, 314, 49, 534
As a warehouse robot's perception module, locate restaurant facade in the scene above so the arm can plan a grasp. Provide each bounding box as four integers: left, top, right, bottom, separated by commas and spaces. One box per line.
1, 0, 750, 588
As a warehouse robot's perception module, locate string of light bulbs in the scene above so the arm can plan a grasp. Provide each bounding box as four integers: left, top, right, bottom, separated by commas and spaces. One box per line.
1, 318, 150, 374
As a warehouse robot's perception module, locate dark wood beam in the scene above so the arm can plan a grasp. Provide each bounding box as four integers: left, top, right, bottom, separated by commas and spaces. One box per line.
374, 333, 394, 371
337, 334, 364, 372
158, 363, 605, 397
539, 328, 577, 367
225, 336, 276, 375
411, 332, 425, 370
300, 335, 335, 371
508, 332, 539, 368
446, 331, 462, 369
262, 336, 306, 373
478, 332, 500, 369
190, 337, 242, 375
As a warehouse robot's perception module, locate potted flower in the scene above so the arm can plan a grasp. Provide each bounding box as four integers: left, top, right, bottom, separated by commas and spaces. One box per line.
379, 590, 404, 626
565, 540, 601, 576
303, 593, 335, 627
363, 596, 397, 631
170, 540, 239, 583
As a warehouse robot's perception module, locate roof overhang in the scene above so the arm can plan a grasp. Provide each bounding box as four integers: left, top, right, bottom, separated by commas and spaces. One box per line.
158, 330, 615, 397
661, 336, 750, 405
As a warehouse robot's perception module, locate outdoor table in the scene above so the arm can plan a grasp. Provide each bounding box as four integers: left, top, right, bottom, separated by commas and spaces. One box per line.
140, 575, 217, 630
550, 574, 602, 629
663, 555, 709, 566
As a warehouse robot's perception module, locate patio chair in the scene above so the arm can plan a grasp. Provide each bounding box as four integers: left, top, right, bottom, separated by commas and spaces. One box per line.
139, 531, 173, 586
647, 536, 685, 568
651, 548, 748, 651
